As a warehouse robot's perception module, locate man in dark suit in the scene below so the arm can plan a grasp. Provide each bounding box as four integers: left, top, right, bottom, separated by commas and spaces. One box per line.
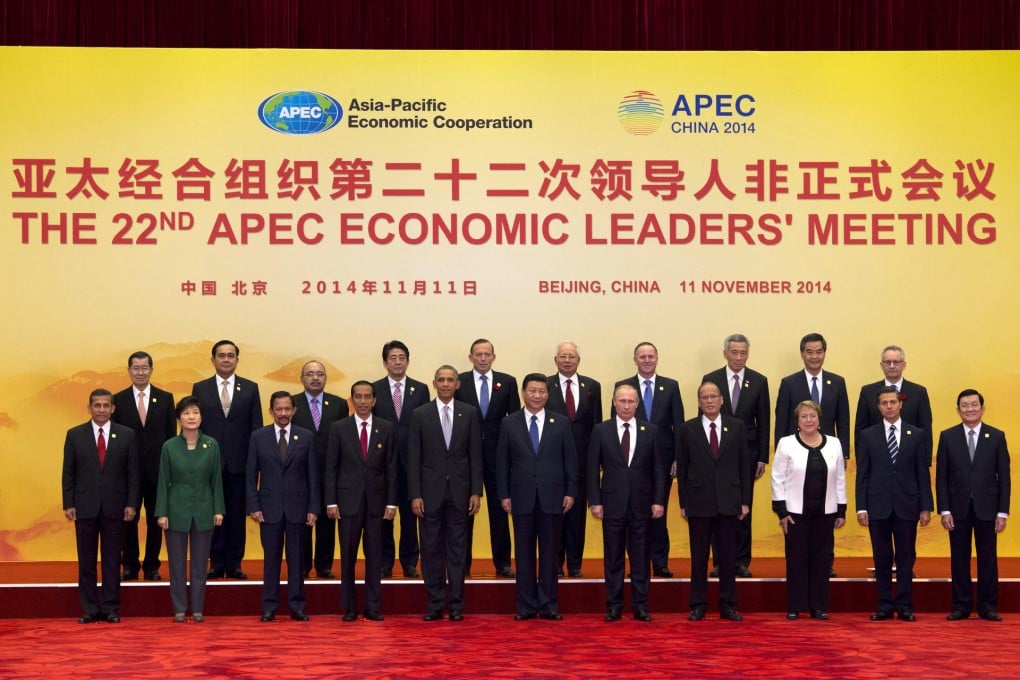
775, 332, 850, 577
192, 339, 263, 579
455, 338, 520, 577
588, 384, 665, 622
325, 381, 397, 621
246, 391, 319, 622
112, 351, 176, 582
937, 389, 1011, 622
291, 360, 348, 579
408, 365, 484, 621
62, 389, 139, 623
613, 341, 684, 577
546, 341, 602, 578
373, 340, 430, 579
856, 386, 933, 621
676, 382, 750, 622
702, 333, 770, 578
855, 345, 934, 466
497, 373, 578, 620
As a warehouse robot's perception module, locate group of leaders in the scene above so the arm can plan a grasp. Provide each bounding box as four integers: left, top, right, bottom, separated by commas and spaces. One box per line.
61, 333, 1009, 624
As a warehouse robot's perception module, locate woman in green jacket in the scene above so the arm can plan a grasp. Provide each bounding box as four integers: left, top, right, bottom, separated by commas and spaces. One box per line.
155, 395, 224, 622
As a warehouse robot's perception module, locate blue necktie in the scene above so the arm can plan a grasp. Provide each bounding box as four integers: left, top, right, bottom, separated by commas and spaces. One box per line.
529, 414, 540, 455
479, 375, 490, 417
887, 424, 898, 464
643, 379, 653, 420
810, 376, 820, 404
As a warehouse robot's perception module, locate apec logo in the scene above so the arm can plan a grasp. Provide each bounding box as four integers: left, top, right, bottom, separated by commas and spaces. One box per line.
258, 91, 342, 135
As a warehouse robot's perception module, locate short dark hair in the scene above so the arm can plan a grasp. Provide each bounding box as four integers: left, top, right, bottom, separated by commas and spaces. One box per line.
876, 385, 900, 404
382, 340, 410, 361
957, 388, 984, 407
470, 338, 494, 353
89, 388, 113, 404
800, 333, 827, 352
211, 340, 239, 357
633, 341, 658, 356
127, 351, 153, 368
175, 395, 201, 418
269, 391, 295, 409
434, 364, 459, 379
350, 380, 375, 397
521, 373, 547, 390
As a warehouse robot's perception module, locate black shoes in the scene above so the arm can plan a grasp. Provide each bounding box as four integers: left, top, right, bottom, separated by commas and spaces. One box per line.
514, 612, 536, 621
120, 569, 139, 581
207, 569, 225, 579
810, 609, 829, 620
290, 611, 309, 621
735, 565, 753, 578
226, 569, 247, 579
828, 567, 838, 578
363, 612, 383, 622
979, 610, 1003, 621
423, 610, 444, 621
709, 567, 719, 578
633, 610, 653, 622
403, 566, 419, 578
720, 607, 743, 621
568, 569, 583, 578
317, 570, 337, 579
143, 571, 162, 581
343, 611, 358, 622
260, 611, 276, 622
104, 613, 121, 623
946, 609, 970, 621
688, 607, 706, 621
78, 613, 100, 624
449, 610, 464, 622
897, 611, 916, 622
605, 608, 622, 622
539, 611, 563, 621
496, 566, 516, 578
870, 610, 894, 621
653, 566, 674, 578
786, 611, 799, 620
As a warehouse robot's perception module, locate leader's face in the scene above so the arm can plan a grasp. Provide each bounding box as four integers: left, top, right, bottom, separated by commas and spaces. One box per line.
128, 357, 152, 390
633, 344, 658, 378
469, 342, 495, 374
724, 341, 749, 373
434, 369, 460, 402
880, 350, 906, 383
698, 384, 723, 419
385, 348, 409, 380
300, 362, 326, 395
554, 344, 579, 377
878, 392, 902, 422
270, 396, 295, 428
89, 395, 115, 426
957, 395, 985, 427
612, 386, 639, 421
212, 343, 239, 377
801, 341, 826, 373
522, 380, 549, 413
178, 405, 202, 432
351, 384, 376, 419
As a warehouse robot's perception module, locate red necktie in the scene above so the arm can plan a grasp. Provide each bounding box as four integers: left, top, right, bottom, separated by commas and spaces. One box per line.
97, 427, 107, 466
620, 422, 630, 464
565, 379, 576, 420
709, 422, 719, 458
360, 421, 369, 460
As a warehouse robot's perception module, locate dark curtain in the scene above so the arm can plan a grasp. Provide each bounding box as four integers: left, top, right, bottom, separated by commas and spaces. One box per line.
2, 0, 1018, 49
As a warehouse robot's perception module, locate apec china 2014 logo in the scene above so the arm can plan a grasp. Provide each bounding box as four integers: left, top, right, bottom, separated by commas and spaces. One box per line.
617, 90, 665, 135
258, 91, 343, 134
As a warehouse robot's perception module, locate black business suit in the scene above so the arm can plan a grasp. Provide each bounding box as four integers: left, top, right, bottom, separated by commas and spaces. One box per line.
588, 418, 665, 614
855, 380, 933, 465
775, 369, 850, 457
676, 415, 750, 611
547, 373, 602, 575
246, 423, 319, 614
112, 384, 176, 577
497, 409, 578, 616
702, 367, 770, 569
291, 390, 348, 577
856, 420, 933, 614
407, 399, 483, 614
62, 420, 140, 618
192, 374, 263, 574
325, 415, 397, 617
456, 370, 520, 573
613, 374, 684, 572
373, 376, 431, 575
936, 423, 1011, 616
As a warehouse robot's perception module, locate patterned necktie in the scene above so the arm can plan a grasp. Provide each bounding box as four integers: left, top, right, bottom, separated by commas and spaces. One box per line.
620, 422, 630, 464
220, 379, 231, 416
810, 376, 820, 404
565, 379, 576, 420
360, 421, 369, 460
442, 405, 452, 448
643, 379, 653, 420
529, 414, 540, 455
278, 428, 287, 462
393, 382, 403, 421
709, 422, 719, 458
479, 375, 490, 417
731, 375, 741, 412
888, 424, 898, 464
137, 391, 147, 426
310, 398, 321, 430
97, 427, 107, 466
968, 428, 977, 462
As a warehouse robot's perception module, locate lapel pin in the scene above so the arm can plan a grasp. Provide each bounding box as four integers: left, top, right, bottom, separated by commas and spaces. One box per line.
825, 380, 832, 386
640, 426, 646, 431
549, 418, 555, 423
111, 433, 118, 438
324, 400, 330, 406
293, 435, 299, 441
906, 430, 912, 435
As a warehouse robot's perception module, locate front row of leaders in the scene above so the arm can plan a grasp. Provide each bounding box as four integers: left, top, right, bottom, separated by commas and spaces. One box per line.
63, 375, 1009, 624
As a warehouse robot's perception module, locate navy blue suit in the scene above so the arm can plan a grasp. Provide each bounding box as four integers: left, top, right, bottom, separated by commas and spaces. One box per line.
856, 380, 933, 466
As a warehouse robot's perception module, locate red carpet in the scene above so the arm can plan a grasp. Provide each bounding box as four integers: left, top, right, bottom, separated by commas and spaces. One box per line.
1, 613, 1018, 678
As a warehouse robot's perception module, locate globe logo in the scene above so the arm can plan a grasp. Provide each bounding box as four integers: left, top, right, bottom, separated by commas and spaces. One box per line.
258, 91, 342, 135
618, 90, 664, 135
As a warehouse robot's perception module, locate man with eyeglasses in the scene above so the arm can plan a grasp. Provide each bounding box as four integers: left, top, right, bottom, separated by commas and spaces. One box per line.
291, 360, 348, 579
855, 346, 933, 466
546, 341, 602, 578
112, 351, 176, 582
